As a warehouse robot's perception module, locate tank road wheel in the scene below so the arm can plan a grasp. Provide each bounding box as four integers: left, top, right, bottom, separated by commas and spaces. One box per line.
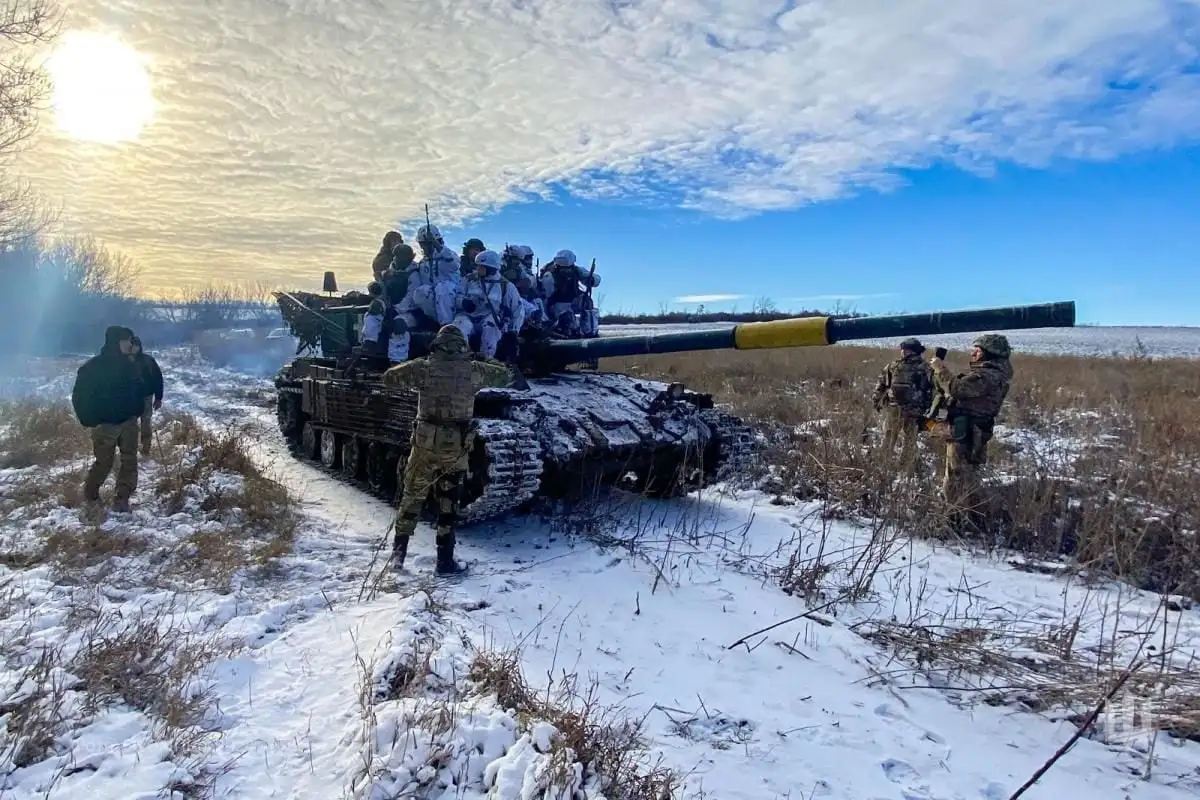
276, 391, 303, 446
300, 422, 320, 460
366, 441, 399, 504
341, 437, 365, 481
320, 430, 342, 470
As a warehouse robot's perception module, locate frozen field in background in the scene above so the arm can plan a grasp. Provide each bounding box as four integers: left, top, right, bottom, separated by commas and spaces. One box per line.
601, 323, 1200, 358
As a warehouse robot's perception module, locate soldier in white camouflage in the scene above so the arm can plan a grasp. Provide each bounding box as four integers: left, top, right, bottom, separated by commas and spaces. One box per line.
930, 333, 1014, 523
872, 337, 934, 467
382, 324, 513, 574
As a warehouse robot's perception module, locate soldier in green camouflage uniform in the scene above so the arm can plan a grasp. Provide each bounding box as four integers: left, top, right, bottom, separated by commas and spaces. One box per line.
382, 324, 513, 574
929, 333, 1013, 522
872, 337, 934, 467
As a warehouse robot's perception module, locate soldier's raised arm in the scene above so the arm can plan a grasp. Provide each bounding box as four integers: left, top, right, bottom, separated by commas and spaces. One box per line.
470, 359, 515, 389
931, 360, 993, 399
383, 360, 427, 391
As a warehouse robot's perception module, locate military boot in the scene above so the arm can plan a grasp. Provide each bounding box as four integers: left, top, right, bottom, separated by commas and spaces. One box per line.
435, 532, 467, 576
111, 496, 132, 514
391, 533, 410, 571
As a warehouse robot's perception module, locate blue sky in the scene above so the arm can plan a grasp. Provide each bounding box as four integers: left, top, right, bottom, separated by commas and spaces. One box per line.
438, 145, 1200, 326
15, 1, 1200, 325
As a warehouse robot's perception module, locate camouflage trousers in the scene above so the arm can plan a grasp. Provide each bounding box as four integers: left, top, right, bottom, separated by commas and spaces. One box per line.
941, 442, 988, 531
393, 421, 475, 549
139, 397, 154, 453
880, 405, 921, 469
83, 418, 139, 504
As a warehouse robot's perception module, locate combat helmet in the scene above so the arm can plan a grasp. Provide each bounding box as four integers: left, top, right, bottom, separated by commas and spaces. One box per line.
430, 324, 469, 358
899, 337, 924, 354
972, 333, 1011, 358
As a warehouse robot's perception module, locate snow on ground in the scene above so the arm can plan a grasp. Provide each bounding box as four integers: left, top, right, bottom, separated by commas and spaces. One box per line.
1, 347, 1198, 799
602, 323, 1200, 359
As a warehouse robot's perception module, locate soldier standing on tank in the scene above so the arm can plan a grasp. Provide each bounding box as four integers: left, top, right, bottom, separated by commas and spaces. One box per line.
872, 337, 933, 468
929, 334, 1013, 526
383, 324, 513, 575
71, 325, 146, 521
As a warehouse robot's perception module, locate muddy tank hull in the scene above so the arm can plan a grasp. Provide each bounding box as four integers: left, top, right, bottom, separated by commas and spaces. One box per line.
274, 357, 754, 524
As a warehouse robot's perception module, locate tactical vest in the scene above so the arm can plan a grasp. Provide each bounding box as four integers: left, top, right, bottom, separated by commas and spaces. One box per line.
886, 356, 932, 410
417, 359, 481, 423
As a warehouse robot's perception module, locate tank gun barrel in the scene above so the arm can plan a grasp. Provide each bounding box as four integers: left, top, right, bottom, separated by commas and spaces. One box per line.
541, 301, 1076, 361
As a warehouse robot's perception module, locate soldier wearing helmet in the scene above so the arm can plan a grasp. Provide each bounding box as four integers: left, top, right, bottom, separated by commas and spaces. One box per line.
382, 324, 514, 575
399, 223, 462, 329
872, 337, 933, 467
453, 249, 526, 360
539, 249, 601, 338
929, 333, 1014, 522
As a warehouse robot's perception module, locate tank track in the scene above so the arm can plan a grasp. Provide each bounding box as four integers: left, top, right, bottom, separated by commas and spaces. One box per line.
700, 408, 758, 486
459, 418, 544, 523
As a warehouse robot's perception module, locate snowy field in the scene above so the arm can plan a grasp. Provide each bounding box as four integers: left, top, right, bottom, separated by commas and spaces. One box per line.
603, 323, 1200, 359
1, 347, 1198, 799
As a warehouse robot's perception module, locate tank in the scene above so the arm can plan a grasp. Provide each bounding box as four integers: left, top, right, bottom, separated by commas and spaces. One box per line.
271, 287, 1076, 524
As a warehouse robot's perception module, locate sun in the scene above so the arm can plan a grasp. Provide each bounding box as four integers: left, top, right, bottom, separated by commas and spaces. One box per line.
45, 30, 155, 144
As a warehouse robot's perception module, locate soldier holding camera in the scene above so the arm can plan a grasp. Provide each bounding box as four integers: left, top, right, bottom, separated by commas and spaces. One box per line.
929, 334, 1014, 520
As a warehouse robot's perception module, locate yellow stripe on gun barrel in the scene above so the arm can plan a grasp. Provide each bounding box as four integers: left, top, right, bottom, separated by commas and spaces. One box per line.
733, 316, 830, 349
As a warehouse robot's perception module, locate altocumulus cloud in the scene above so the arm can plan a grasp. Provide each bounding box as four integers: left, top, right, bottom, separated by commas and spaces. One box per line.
14, 0, 1200, 291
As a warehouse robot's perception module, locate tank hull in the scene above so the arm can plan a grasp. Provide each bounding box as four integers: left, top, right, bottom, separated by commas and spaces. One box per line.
274, 357, 754, 524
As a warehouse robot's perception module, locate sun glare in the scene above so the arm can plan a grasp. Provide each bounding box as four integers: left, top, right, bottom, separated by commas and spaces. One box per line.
46, 30, 155, 144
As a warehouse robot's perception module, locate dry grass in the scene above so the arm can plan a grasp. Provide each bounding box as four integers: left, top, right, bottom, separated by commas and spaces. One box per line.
0, 400, 91, 469
0, 400, 285, 794
152, 411, 299, 587
605, 345, 1200, 599
0, 595, 236, 793
353, 589, 688, 799
470, 648, 684, 799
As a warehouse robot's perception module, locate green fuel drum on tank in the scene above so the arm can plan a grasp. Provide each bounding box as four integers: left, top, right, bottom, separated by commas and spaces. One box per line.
539, 301, 1076, 362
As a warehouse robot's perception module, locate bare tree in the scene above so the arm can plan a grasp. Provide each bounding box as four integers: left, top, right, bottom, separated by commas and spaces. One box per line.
178, 280, 279, 328
0, 0, 62, 246
39, 234, 141, 297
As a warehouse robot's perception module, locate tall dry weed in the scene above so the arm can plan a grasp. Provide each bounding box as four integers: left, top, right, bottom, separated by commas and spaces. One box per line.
605, 345, 1200, 598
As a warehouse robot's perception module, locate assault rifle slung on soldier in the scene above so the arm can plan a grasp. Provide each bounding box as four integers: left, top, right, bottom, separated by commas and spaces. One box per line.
272, 279, 1076, 527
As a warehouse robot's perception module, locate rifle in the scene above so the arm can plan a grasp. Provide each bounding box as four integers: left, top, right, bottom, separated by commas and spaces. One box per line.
422, 203, 436, 285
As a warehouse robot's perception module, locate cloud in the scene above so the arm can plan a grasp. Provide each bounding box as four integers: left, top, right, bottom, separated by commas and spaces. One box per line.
12, 0, 1200, 291
673, 293, 748, 304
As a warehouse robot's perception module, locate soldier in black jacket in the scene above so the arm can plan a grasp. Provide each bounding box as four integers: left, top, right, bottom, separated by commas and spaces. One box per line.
71, 326, 146, 518
129, 335, 163, 455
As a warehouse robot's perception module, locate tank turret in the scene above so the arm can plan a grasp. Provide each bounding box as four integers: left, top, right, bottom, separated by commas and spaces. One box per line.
269, 285, 1077, 527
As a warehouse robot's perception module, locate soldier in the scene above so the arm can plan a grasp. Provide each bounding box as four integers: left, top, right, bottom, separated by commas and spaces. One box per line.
71, 326, 146, 520
381, 242, 416, 305
128, 335, 163, 456
929, 333, 1014, 522
382, 324, 513, 574
372, 231, 404, 282
872, 337, 933, 467
460, 237, 486, 277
